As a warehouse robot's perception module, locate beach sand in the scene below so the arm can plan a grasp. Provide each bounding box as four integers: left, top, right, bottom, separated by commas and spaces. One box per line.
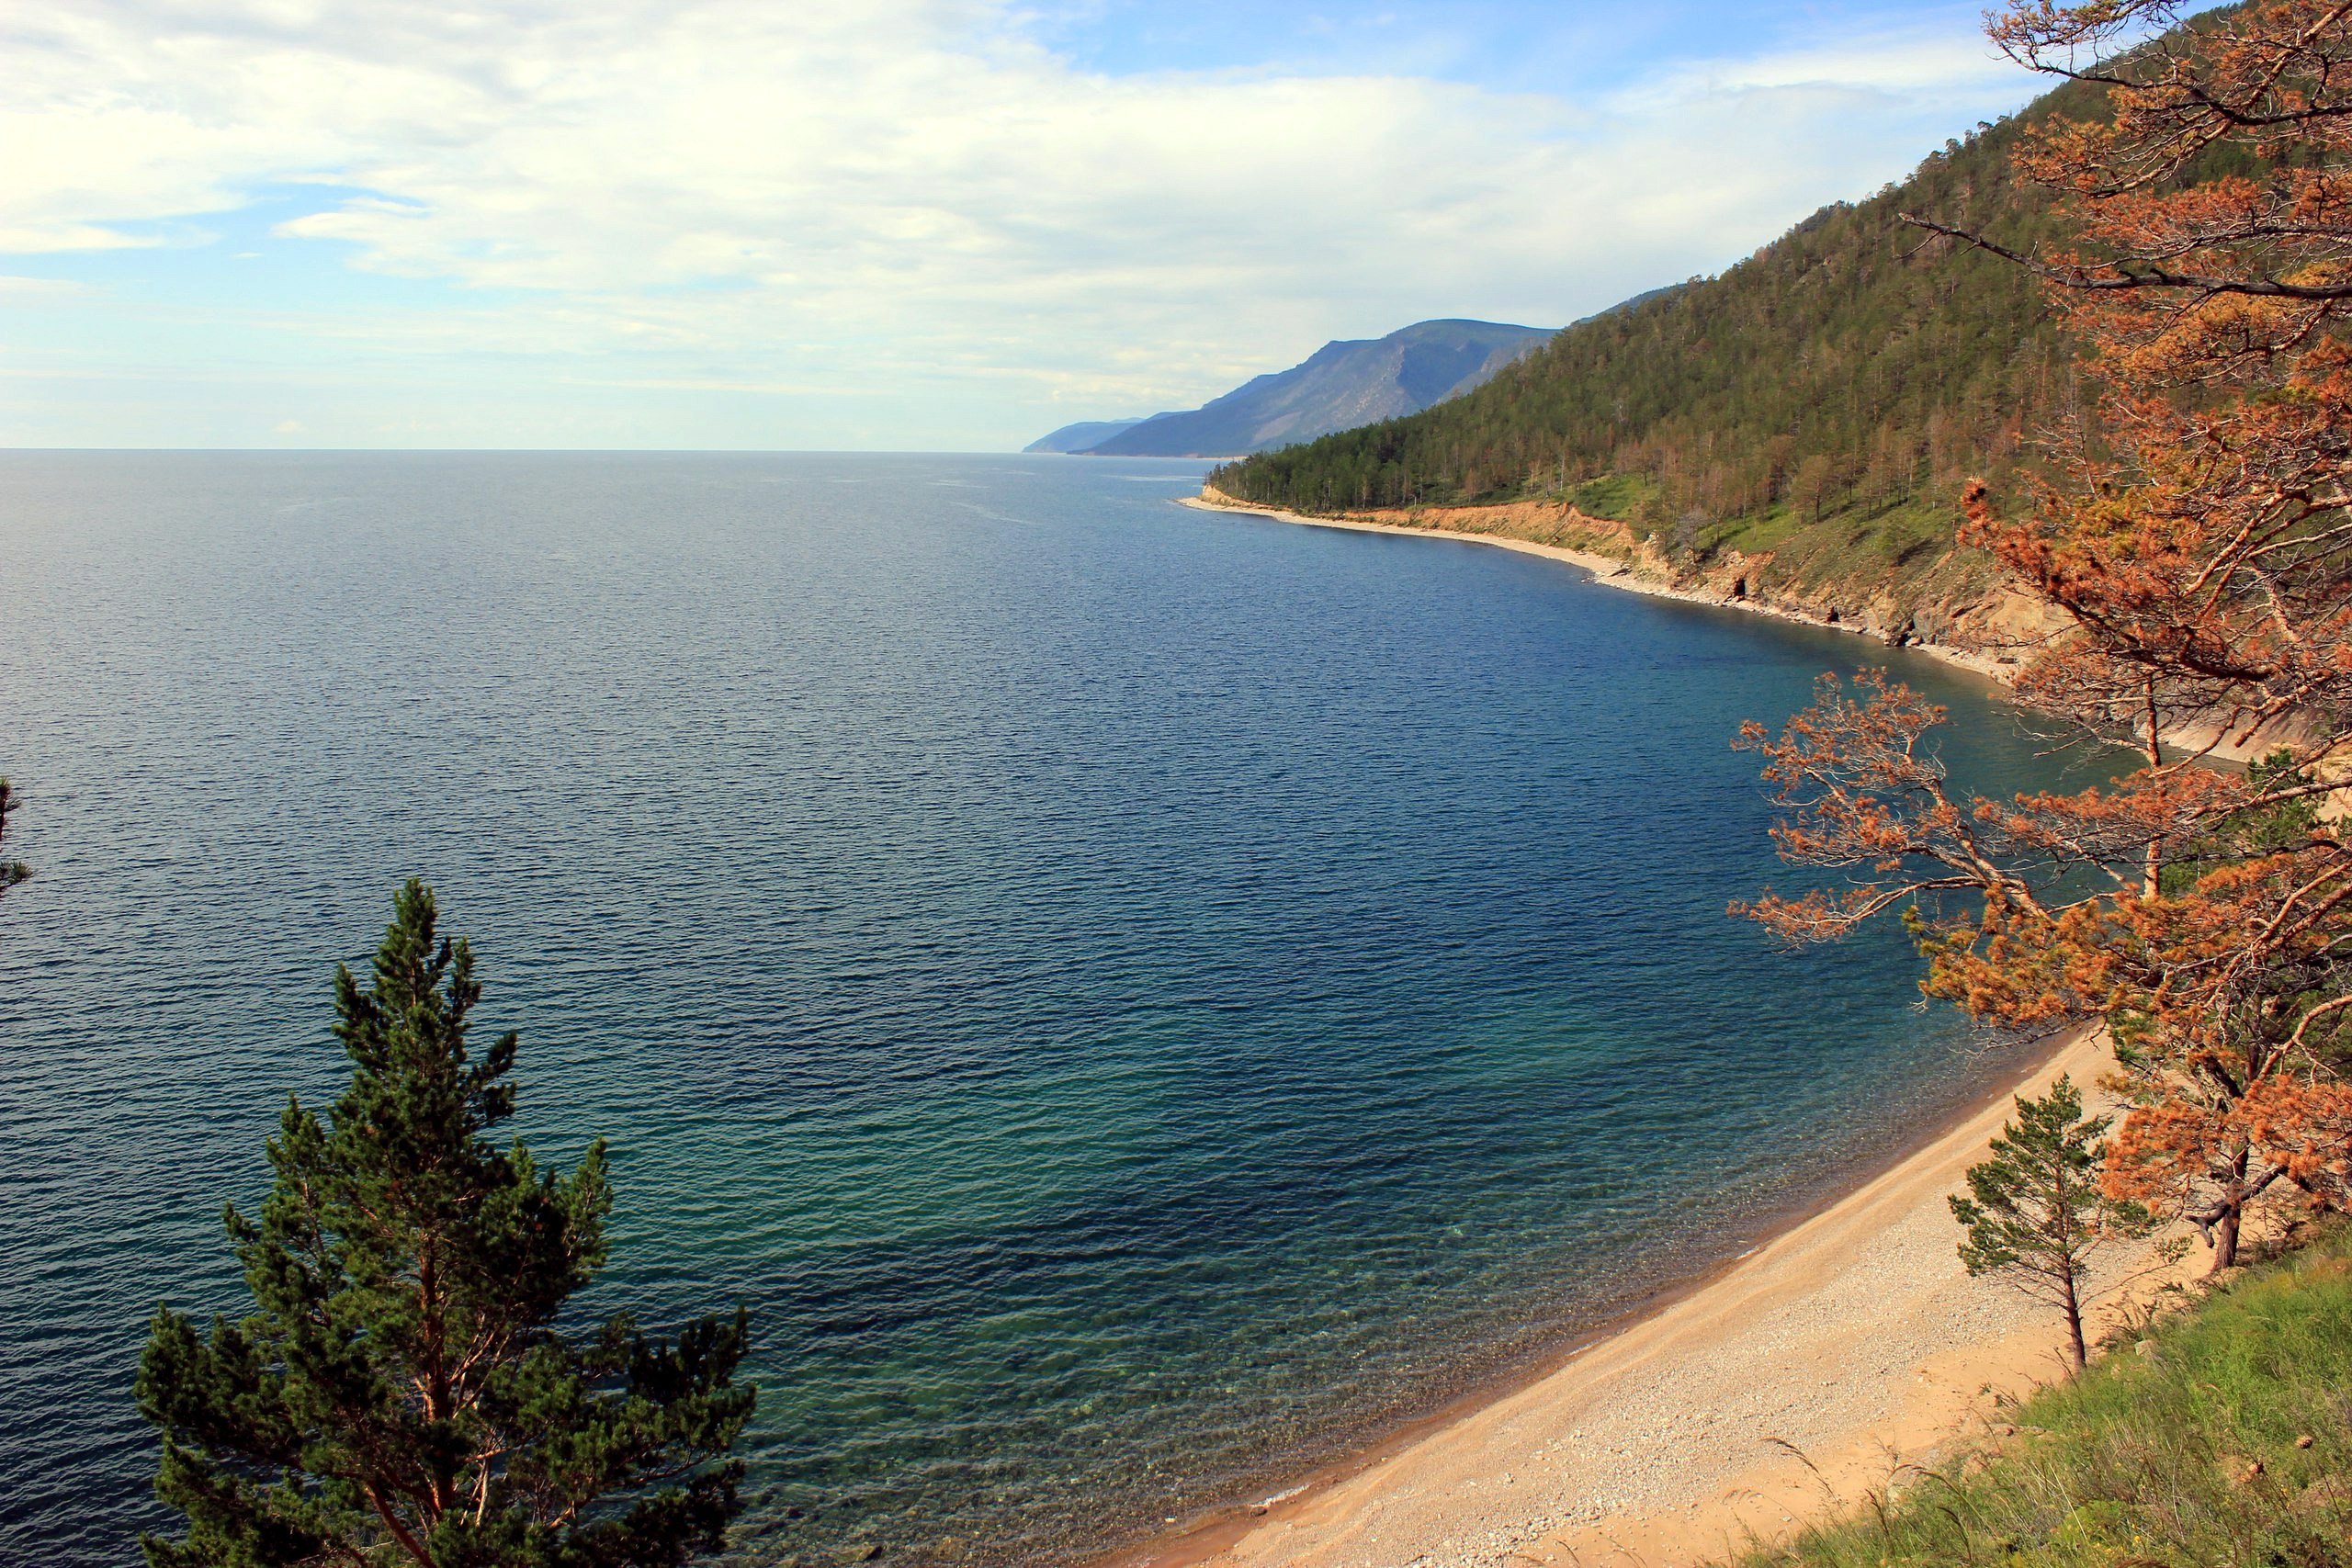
1173, 491, 2017, 684
1110, 491, 2189, 1568
1177, 489, 2307, 770
1104, 1023, 2174, 1568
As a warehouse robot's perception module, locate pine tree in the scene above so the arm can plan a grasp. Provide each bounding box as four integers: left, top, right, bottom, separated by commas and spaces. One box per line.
1737, 0, 2352, 1274
0, 775, 29, 899
137, 879, 754, 1568
1949, 1075, 2154, 1370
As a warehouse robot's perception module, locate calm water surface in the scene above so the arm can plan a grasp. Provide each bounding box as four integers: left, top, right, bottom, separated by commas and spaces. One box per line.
0, 454, 2113, 1565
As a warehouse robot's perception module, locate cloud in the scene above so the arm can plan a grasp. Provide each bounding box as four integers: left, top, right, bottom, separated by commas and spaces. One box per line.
0, 275, 89, 295
0, 0, 2040, 444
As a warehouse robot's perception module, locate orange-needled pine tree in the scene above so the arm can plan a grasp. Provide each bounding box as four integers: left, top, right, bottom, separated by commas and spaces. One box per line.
1738, 0, 2352, 1271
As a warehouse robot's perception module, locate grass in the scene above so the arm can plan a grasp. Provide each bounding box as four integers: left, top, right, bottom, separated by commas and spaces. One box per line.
1566, 472, 1662, 521
1710, 507, 1812, 557
1725, 1229, 2352, 1568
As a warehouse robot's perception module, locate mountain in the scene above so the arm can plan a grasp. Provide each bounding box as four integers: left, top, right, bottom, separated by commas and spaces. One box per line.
1023, 419, 1146, 454
1042, 319, 1556, 458
1206, 83, 2109, 637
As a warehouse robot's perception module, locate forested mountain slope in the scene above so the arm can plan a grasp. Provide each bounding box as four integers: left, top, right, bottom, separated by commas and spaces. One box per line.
1206, 88, 2100, 636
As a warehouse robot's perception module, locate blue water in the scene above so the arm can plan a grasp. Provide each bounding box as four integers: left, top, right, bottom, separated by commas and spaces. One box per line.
0, 453, 2116, 1566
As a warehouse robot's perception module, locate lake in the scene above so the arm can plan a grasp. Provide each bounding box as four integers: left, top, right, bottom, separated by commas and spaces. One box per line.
0, 452, 2113, 1564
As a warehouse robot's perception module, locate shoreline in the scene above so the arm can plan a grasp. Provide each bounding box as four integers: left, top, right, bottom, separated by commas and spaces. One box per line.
1091, 1025, 2133, 1568
1175, 491, 2018, 686
1179, 489, 2301, 769
1076, 488, 2184, 1567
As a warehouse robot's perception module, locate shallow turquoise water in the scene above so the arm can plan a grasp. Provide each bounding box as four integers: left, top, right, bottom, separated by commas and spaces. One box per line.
0, 453, 2117, 1564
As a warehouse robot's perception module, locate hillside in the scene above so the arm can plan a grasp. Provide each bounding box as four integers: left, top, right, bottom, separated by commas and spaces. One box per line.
1025, 419, 1144, 454
1206, 96, 2095, 638
1731, 1228, 2352, 1568
1047, 319, 1555, 458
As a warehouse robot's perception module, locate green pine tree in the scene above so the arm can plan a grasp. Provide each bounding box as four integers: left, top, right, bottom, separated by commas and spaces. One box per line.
0, 775, 29, 897
2159, 747, 2325, 896
137, 879, 754, 1568
1950, 1074, 2156, 1371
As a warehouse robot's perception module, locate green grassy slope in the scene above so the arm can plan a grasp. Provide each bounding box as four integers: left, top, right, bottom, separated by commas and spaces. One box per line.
1729, 1230, 2352, 1568
1208, 86, 2099, 615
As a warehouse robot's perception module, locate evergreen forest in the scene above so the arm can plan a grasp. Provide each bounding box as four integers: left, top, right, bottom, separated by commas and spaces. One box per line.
1209, 92, 2098, 585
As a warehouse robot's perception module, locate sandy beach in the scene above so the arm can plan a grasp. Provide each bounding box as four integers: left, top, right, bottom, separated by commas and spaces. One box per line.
1123, 488, 2195, 1568
1174, 491, 2018, 685
1178, 489, 2303, 768
1106, 1025, 2165, 1568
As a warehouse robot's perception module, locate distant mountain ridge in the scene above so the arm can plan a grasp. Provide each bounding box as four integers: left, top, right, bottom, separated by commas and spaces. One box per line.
1029, 319, 1555, 458
1025, 419, 1145, 455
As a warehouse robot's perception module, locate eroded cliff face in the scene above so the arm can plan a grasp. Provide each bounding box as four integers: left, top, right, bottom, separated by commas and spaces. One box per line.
1284, 495, 2069, 675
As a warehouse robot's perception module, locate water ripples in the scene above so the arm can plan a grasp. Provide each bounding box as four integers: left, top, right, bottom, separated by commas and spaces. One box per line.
0, 453, 2123, 1565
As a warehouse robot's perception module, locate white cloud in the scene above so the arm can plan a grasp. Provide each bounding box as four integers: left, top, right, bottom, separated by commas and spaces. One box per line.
0, 275, 89, 295
0, 0, 2040, 445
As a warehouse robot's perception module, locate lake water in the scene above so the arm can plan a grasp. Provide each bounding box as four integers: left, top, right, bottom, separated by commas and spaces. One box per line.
0, 453, 2112, 1565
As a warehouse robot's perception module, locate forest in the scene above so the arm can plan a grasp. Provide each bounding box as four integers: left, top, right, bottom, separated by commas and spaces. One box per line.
1208, 86, 2101, 584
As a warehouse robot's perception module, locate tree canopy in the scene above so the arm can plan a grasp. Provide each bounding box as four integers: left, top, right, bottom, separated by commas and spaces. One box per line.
1951, 1075, 2158, 1368
0, 775, 28, 903
1207, 89, 2089, 587
138, 880, 754, 1568
1742, 0, 2352, 1272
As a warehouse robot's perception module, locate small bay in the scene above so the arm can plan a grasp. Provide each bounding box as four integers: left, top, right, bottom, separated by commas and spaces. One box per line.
0, 453, 2118, 1565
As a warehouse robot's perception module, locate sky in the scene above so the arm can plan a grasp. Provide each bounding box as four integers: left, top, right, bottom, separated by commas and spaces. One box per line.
4, 0, 2066, 451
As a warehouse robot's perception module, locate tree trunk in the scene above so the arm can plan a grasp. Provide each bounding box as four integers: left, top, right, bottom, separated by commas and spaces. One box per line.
2141, 672, 2163, 897
2062, 1269, 2088, 1370
421, 1244, 455, 1517
2208, 1147, 2251, 1274
2211, 1200, 2243, 1272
